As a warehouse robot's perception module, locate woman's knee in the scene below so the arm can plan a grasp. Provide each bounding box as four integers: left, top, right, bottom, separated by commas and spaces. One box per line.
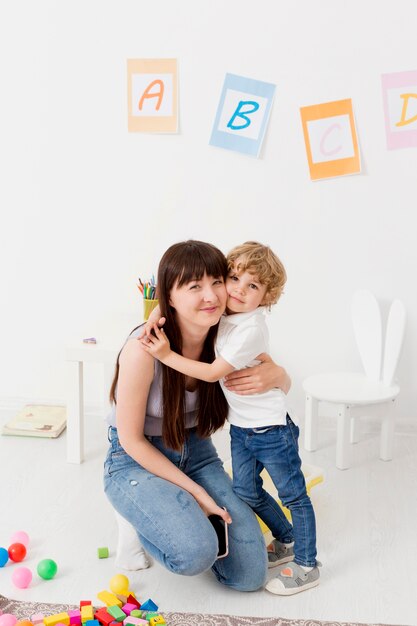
162, 532, 218, 576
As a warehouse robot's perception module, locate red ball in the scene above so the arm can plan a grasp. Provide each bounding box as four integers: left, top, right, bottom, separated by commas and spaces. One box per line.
8, 543, 27, 562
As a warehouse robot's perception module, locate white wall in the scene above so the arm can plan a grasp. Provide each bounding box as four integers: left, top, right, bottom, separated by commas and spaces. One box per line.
1, 0, 416, 422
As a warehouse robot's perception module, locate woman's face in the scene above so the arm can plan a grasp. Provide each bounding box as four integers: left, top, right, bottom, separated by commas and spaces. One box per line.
169, 273, 227, 332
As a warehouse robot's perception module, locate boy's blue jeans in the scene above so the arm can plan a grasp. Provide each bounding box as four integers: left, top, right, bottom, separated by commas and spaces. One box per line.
230, 416, 317, 568
104, 426, 267, 591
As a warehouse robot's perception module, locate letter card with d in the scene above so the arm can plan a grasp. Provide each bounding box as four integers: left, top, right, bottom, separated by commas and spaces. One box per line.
209, 73, 276, 157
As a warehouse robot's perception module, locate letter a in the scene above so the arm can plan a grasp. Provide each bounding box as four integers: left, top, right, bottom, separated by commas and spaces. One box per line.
227, 100, 260, 130
395, 93, 417, 127
138, 79, 164, 111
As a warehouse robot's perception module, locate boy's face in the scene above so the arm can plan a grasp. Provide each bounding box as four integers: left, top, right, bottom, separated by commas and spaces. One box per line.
226, 260, 268, 315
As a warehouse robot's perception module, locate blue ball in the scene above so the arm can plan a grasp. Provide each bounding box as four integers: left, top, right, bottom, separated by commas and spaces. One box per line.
0, 547, 9, 567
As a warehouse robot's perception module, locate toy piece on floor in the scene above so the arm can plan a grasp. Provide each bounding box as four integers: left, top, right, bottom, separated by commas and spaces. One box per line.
122, 619, 146, 626
125, 597, 139, 609
97, 547, 109, 559
30, 615, 44, 625
37, 559, 58, 580
8, 543, 27, 562
149, 618, 165, 626
0, 547, 9, 567
67, 612, 81, 626
83, 338, 97, 344
0, 617, 17, 626
12, 567, 33, 588
15, 621, 33, 626
44, 614, 70, 626
142, 612, 158, 622
138, 601, 157, 613
84, 620, 99, 626
127, 613, 141, 620
10, 531, 30, 548
120, 606, 136, 617
97, 592, 122, 608
79, 604, 91, 610
94, 609, 114, 626
109, 575, 130, 596
106, 608, 125, 624
80, 608, 94, 624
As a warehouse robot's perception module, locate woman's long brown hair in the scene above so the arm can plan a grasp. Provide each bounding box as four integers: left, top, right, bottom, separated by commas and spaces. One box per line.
110, 240, 229, 450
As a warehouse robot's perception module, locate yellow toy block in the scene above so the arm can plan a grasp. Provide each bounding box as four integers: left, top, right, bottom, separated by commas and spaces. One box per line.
97, 591, 122, 608
80, 607, 94, 623
44, 614, 70, 626
150, 618, 165, 626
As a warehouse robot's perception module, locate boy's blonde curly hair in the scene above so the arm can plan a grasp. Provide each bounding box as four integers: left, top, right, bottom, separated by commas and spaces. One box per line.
227, 241, 287, 306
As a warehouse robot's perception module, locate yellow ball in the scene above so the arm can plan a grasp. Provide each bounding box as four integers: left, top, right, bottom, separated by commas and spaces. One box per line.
110, 573, 130, 595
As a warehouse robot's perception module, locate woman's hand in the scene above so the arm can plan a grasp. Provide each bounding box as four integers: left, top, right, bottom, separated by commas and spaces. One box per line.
192, 487, 232, 524
140, 324, 171, 361
223, 353, 291, 395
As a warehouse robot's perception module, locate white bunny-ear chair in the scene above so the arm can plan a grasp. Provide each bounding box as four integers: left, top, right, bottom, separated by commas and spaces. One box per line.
303, 290, 406, 470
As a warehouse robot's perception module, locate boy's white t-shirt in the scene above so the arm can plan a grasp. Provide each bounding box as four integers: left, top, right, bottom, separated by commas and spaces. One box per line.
216, 306, 295, 428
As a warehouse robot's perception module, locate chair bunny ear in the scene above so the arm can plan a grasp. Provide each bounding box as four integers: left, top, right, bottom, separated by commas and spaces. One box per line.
382, 299, 406, 386
351, 290, 382, 382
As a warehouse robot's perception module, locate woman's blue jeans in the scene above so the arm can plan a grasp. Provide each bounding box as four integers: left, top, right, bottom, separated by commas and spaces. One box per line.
104, 427, 267, 591
230, 416, 317, 568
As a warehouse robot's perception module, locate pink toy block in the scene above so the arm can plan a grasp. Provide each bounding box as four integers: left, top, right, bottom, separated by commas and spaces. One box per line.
123, 620, 147, 626
121, 606, 136, 617
68, 611, 81, 625
31, 614, 44, 625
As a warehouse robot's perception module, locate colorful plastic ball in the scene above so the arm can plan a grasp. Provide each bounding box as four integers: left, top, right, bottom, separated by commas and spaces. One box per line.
109, 573, 129, 595
10, 531, 29, 548
36, 558, 58, 580
8, 543, 26, 562
11, 567, 32, 589
0, 615, 18, 626
0, 547, 9, 567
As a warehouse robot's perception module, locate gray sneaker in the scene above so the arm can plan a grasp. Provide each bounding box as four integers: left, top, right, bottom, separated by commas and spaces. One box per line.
267, 540, 294, 569
266, 561, 320, 595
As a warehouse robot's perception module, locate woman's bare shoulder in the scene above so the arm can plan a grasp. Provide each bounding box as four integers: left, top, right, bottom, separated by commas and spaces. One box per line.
119, 336, 154, 372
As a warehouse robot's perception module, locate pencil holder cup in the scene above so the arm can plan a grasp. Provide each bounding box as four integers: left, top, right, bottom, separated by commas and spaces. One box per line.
143, 298, 159, 321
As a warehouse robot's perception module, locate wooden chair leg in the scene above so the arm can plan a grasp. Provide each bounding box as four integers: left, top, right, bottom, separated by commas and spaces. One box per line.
336, 403, 351, 470
304, 395, 319, 451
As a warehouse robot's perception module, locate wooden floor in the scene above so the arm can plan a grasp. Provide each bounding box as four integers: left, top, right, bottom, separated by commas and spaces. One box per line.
0, 409, 415, 626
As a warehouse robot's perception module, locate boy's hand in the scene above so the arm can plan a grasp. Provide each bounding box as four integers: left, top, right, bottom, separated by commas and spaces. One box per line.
137, 303, 165, 339
140, 324, 171, 361
223, 353, 291, 395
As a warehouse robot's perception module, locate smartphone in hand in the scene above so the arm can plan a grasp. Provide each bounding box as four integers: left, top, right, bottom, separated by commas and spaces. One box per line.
208, 509, 229, 559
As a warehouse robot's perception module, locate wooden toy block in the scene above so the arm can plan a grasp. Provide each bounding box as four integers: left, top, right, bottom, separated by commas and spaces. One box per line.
68, 611, 81, 625
128, 613, 142, 619
97, 592, 123, 608
85, 621, 99, 626
149, 618, 165, 626
94, 610, 114, 626
121, 605, 136, 617
44, 614, 70, 626
106, 607, 125, 623
80, 603, 92, 609
97, 547, 109, 559
126, 595, 139, 608
80, 607, 94, 623
31, 614, 44, 625
138, 601, 157, 613
123, 620, 147, 626
143, 613, 158, 622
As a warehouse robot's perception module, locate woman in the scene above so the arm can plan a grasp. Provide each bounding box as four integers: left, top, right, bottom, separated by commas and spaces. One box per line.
104, 240, 291, 591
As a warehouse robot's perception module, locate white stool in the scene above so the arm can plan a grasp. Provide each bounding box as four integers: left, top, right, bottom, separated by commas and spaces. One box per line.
66, 342, 118, 463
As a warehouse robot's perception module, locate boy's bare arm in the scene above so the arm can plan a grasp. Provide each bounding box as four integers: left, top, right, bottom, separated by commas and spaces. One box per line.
140, 324, 234, 382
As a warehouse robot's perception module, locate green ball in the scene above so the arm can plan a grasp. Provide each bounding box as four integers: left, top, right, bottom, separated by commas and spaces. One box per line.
37, 558, 58, 580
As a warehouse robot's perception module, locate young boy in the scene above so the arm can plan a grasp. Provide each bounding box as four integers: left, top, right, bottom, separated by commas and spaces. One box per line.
142, 241, 319, 595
